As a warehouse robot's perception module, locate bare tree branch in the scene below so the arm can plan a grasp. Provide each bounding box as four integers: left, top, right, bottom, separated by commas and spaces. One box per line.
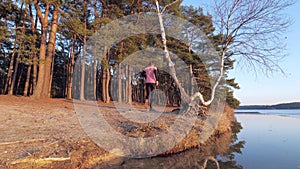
161, 0, 181, 13
212, 0, 295, 74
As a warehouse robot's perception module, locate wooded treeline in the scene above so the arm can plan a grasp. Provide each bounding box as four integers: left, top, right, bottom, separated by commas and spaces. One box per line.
0, 0, 240, 108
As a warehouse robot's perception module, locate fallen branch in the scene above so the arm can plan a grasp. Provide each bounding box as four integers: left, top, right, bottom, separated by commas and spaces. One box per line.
0, 139, 46, 146
11, 157, 71, 165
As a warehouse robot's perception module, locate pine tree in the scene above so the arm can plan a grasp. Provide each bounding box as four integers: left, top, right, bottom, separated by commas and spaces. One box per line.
31, 0, 61, 98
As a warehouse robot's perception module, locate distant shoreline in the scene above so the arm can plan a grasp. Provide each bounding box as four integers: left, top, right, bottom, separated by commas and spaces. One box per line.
234, 111, 262, 114
238, 102, 300, 110
234, 109, 300, 116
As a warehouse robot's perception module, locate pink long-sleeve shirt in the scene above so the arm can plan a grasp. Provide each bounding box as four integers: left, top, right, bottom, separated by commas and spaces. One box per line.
144, 66, 158, 83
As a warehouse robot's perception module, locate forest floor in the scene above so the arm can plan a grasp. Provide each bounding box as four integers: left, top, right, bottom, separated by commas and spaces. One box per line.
0, 95, 233, 169
0, 95, 182, 169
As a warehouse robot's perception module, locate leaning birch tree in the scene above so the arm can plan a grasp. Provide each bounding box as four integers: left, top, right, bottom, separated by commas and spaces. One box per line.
154, 0, 223, 107
154, 0, 294, 108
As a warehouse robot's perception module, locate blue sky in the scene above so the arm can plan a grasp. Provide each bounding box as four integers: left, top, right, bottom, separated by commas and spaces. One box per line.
182, 0, 300, 105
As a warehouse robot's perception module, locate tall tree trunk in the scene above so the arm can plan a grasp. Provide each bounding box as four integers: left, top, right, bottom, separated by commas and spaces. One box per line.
125, 65, 128, 103
8, 3, 29, 95
23, 63, 32, 96
32, 56, 38, 93
117, 41, 124, 102
67, 35, 76, 99
16, 64, 24, 94
97, 64, 101, 100
92, 0, 100, 101
101, 46, 106, 102
47, 54, 55, 97
104, 51, 111, 103
67, 34, 77, 99
5, 39, 17, 94
80, 0, 87, 100
93, 58, 97, 100
32, 1, 50, 98
101, 47, 111, 103
44, 5, 58, 98
118, 63, 122, 102
28, 4, 37, 95
4, 8, 21, 94
33, 26, 47, 98
8, 50, 20, 95
79, 38, 86, 101
189, 64, 193, 96
106, 65, 110, 103
102, 66, 107, 102
128, 65, 132, 104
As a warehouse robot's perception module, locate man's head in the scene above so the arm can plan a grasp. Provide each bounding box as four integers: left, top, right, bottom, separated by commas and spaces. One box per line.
149, 62, 155, 66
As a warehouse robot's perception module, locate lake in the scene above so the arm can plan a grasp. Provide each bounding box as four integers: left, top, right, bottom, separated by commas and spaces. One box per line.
97, 110, 300, 169
234, 109, 300, 169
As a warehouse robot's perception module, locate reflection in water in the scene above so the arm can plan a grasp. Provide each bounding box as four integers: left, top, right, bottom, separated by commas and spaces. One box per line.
96, 120, 245, 169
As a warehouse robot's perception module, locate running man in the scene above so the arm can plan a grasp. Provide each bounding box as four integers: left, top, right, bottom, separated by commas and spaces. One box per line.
141, 62, 159, 110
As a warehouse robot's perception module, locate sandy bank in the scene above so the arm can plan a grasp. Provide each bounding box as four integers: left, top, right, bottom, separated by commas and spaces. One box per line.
0, 95, 234, 168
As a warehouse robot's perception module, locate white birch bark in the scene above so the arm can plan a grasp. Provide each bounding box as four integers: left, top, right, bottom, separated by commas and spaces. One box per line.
155, 0, 190, 104
155, 0, 225, 106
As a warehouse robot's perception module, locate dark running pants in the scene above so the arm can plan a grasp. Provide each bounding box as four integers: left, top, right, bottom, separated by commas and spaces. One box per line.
146, 83, 156, 101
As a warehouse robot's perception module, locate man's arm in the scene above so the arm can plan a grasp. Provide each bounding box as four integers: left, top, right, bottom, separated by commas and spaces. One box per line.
154, 69, 159, 85
154, 69, 158, 80
141, 70, 146, 78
